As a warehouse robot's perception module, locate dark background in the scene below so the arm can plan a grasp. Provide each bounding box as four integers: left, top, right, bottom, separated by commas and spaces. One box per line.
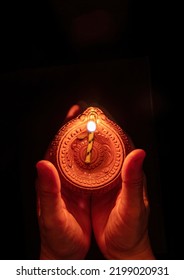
0, 1, 182, 260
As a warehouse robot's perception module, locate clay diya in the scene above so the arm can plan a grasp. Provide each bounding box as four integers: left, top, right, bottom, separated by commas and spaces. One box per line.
45, 107, 133, 193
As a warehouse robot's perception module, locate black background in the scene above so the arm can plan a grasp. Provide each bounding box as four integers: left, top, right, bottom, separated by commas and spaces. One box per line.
0, 1, 182, 260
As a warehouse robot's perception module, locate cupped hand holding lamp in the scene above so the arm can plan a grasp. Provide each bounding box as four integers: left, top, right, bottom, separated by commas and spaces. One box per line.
35, 104, 155, 260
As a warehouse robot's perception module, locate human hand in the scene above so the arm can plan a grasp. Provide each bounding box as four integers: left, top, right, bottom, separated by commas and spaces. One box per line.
35, 105, 91, 260
35, 104, 154, 260
91, 149, 155, 259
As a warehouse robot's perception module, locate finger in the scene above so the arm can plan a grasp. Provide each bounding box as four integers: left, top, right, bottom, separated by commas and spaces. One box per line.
65, 104, 81, 120
36, 160, 65, 223
64, 101, 88, 123
120, 149, 146, 209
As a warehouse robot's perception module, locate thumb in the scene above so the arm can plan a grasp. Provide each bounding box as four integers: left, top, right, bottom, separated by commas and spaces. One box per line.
120, 149, 146, 210
36, 160, 65, 221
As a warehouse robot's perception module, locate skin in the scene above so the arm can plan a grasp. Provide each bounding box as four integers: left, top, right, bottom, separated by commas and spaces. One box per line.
92, 149, 155, 259
36, 105, 91, 260
35, 105, 155, 259
36, 159, 91, 259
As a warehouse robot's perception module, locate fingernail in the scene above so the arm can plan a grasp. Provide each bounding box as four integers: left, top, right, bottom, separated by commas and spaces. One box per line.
131, 151, 146, 174
36, 162, 44, 184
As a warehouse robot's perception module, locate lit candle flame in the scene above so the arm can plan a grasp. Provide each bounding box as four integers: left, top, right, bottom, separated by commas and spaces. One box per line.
85, 121, 96, 163
87, 120, 96, 132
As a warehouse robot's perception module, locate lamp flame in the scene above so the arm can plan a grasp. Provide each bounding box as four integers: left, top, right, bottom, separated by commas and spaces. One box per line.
87, 120, 96, 132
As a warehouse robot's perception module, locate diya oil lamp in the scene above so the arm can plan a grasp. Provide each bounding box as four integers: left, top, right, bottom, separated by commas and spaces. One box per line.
45, 107, 133, 193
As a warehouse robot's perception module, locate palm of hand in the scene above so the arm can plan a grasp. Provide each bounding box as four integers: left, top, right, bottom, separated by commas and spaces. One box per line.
37, 161, 91, 260
92, 189, 149, 259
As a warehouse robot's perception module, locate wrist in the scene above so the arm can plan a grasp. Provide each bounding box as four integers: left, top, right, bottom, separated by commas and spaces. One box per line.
106, 235, 155, 260
117, 245, 155, 260
40, 244, 88, 260
40, 246, 60, 260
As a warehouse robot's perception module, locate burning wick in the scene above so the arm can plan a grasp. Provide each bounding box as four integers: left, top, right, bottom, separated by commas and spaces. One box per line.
85, 120, 96, 163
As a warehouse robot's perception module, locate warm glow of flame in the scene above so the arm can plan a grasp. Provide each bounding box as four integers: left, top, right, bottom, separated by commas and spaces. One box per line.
87, 120, 96, 132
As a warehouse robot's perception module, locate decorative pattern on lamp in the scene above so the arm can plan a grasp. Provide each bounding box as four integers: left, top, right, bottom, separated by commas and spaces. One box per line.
45, 107, 133, 193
